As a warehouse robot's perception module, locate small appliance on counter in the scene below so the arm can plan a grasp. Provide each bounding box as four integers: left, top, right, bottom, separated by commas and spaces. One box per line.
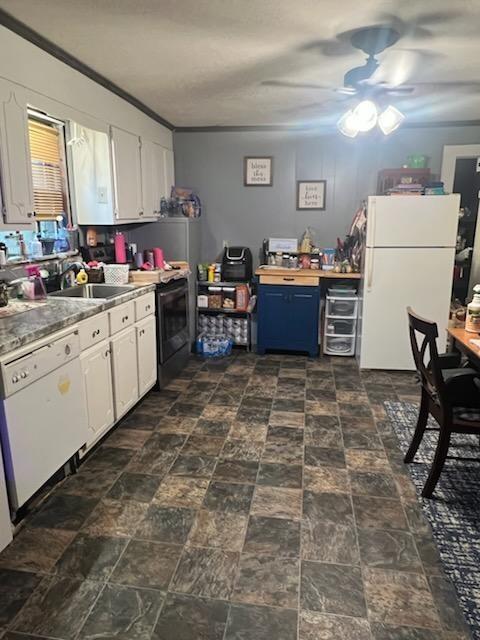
222, 247, 252, 282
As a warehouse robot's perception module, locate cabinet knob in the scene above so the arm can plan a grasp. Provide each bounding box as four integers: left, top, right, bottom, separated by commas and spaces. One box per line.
139, 211, 144, 217
146, 305, 151, 311
104, 349, 110, 357
122, 315, 129, 322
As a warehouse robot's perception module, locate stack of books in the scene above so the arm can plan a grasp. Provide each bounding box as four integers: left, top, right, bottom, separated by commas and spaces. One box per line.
387, 182, 424, 196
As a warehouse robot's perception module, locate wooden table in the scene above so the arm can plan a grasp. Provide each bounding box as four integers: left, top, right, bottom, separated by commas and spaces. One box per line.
448, 326, 480, 365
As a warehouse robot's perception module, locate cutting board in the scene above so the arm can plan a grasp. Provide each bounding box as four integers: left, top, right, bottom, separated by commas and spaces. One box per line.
129, 261, 189, 284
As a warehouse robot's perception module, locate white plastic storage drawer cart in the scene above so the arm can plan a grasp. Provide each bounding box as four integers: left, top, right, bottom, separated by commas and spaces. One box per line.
323, 291, 358, 356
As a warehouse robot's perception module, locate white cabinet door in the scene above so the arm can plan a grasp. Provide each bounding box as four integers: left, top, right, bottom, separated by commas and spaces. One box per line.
110, 125, 143, 221
111, 326, 139, 420
164, 148, 175, 196
0, 84, 35, 227
80, 340, 115, 446
141, 140, 172, 218
136, 315, 157, 397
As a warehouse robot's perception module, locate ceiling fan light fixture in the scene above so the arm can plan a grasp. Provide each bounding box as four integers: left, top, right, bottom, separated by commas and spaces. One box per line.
378, 105, 405, 135
352, 99, 378, 132
337, 109, 359, 137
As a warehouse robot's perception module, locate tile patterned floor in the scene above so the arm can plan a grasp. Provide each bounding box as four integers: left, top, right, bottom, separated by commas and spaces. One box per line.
0, 352, 472, 640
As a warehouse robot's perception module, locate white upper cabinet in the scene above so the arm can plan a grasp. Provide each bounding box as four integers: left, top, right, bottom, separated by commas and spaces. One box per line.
0, 82, 35, 228
141, 139, 174, 218
111, 125, 143, 221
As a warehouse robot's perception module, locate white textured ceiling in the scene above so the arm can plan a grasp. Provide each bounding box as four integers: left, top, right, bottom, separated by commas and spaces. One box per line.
0, 0, 479, 127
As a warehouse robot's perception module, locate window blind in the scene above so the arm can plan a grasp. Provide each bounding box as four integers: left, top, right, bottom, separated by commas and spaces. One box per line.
28, 119, 67, 220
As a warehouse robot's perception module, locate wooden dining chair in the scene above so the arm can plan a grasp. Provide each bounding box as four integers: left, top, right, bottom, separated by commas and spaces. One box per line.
405, 307, 480, 498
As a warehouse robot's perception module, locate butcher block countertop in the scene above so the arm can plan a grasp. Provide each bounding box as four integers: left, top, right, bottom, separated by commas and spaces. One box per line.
255, 267, 361, 279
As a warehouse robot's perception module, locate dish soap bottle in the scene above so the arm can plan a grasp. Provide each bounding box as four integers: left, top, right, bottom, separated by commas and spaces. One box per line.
466, 284, 480, 333
76, 268, 88, 285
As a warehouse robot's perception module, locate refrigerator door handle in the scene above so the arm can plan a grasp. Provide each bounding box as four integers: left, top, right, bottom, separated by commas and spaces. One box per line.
367, 248, 374, 291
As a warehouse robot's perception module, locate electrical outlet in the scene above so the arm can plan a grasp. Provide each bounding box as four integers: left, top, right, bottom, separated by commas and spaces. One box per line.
97, 187, 108, 204
223, 240, 228, 248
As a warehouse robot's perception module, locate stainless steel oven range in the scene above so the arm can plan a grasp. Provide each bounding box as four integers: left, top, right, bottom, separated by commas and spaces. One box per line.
156, 278, 190, 387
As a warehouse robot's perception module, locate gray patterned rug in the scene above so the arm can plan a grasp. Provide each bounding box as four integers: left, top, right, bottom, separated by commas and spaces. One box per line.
385, 401, 480, 640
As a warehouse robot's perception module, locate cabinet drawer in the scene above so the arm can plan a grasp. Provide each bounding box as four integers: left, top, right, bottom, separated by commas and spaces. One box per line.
259, 274, 319, 286
135, 292, 155, 321
78, 312, 110, 351
109, 301, 135, 335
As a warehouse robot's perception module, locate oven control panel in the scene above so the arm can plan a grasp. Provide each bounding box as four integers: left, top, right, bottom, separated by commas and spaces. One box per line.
0, 330, 80, 398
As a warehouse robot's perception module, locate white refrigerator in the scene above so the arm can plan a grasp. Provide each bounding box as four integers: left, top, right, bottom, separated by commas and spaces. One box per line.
357, 194, 460, 370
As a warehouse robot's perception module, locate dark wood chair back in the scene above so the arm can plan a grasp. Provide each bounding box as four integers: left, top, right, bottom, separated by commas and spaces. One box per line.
407, 307, 447, 410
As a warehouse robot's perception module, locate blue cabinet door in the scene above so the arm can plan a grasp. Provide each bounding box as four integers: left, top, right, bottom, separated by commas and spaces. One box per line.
257, 284, 319, 356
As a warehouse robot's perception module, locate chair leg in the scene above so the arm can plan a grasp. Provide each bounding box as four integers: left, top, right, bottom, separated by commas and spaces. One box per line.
422, 429, 451, 499
404, 388, 429, 463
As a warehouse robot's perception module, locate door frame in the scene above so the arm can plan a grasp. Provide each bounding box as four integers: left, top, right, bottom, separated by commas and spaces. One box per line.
441, 144, 480, 300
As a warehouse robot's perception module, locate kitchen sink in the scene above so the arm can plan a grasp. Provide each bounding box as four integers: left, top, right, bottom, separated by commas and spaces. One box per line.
49, 284, 135, 299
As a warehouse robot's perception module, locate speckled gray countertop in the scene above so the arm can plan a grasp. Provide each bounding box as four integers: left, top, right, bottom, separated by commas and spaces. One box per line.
0, 284, 155, 357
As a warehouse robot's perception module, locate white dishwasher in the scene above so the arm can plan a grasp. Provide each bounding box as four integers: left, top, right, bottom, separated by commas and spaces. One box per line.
0, 326, 88, 513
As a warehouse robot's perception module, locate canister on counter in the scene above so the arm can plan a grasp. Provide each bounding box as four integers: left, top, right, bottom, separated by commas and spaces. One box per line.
208, 286, 223, 308
310, 257, 320, 270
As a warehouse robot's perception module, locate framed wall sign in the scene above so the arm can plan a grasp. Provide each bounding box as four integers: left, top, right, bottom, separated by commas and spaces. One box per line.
297, 180, 326, 210
244, 156, 273, 186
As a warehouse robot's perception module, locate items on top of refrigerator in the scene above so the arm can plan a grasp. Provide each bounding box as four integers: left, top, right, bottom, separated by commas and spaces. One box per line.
465, 284, 480, 333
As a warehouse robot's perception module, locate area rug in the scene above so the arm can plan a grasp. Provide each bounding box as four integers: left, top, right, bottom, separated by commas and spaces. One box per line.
385, 401, 480, 639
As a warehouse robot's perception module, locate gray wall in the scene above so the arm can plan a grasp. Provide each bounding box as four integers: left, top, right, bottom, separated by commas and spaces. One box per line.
174, 126, 480, 264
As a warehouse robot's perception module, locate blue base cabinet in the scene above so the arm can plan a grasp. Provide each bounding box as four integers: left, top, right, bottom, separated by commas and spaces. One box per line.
257, 284, 320, 357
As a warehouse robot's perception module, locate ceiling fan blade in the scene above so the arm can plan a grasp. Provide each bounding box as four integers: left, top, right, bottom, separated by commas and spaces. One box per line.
261, 80, 331, 91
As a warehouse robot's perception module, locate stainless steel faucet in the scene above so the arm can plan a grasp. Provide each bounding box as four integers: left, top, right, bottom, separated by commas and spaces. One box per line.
58, 261, 83, 289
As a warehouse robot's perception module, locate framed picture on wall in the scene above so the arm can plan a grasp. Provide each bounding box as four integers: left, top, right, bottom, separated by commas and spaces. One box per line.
244, 156, 273, 186
297, 180, 326, 210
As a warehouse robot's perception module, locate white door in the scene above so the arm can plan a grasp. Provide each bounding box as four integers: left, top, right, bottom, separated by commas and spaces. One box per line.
111, 126, 143, 221
367, 195, 460, 248
360, 246, 455, 370
0, 84, 35, 226
0, 441, 13, 553
141, 140, 167, 218
80, 340, 115, 447
111, 326, 139, 420
136, 316, 157, 397
164, 148, 175, 197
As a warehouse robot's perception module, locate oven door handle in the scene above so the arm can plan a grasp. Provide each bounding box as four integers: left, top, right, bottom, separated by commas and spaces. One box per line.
158, 287, 188, 299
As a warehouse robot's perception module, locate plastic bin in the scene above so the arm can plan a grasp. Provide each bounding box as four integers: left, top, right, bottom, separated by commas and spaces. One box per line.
325, 318, 356, 336
326, 296, 358, 318
323, 335, 355, 356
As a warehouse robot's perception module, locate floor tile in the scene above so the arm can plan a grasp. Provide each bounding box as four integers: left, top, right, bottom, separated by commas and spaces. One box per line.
60, 466, 121, 498
349, 471, 399, 498
243, 516, 300, 558
54, 533, 127, 580
127, 449, 177, 476
203, 481, 254, 514
304, 446, 346, 468
182, 434, 225, 456
106, 427, 151, 449
187, 509, 248, 551
222, 439, 263, 461
358, 528, 423, 573
364, 568, 441, 629
352, 496, 408, 531
79, 583, 163, 640
0, 569, 42, 626
301, 561, 366, 617
0, 527, 75, 573
228, 422, 268, 442
154, 476, 209, 508
428, 575, 471, 634
236, 407, 271, 426
84, 446, 135, 472
29, 494, 98, 531
168, 402, 204, 417
304, 465, 349, 493
202, 405, 238, 421
269, 411, 305, 428
135, 505, 195, 543
82, 498, 148, 537
12, 576, 103, 639
152, 593, 229, 640
156, 416, 197, 434
303, 490, 354, 526
232, 553, 299, 608
171, 547, 239, 599
213, 459, 259, 484
305, 400, 338, 416
106, 472, 162, 502
299, 610, 372, 640
346, 449, 391, 472
257, 462, 302, 488
251, 486, 302, 520
225, 603, 297, 640
110, 539, 182, 591
369, 623, 443, 639
272, 398, 305, 413
302, 520, 359, 564
262, 440, 303, 465
194, 418, 232, 437
169, 454, 217, 478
